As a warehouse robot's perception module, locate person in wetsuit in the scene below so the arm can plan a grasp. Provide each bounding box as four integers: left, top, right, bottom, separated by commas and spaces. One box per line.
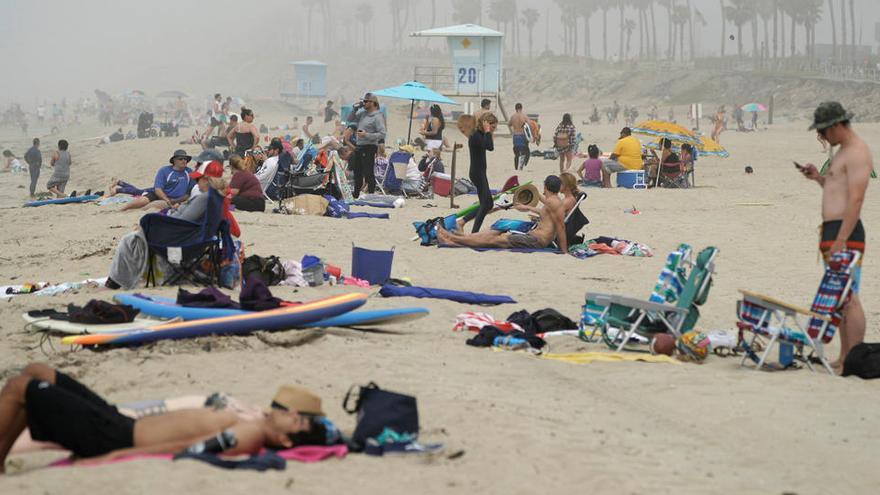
458, 112, 497, 233
799, 101, 873, 370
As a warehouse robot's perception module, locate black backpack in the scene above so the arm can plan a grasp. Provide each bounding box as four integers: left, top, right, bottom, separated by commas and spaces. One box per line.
241, 255, 286, 286
842, 343, 880, 379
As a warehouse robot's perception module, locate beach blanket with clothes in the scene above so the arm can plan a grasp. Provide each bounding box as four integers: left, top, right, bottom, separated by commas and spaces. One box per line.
569, 236, 654, 259
379, 284, 516, 305
325, 195, 389, 220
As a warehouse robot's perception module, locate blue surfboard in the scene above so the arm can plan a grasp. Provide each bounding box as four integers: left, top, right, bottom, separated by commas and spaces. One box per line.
24, 195, 101, 207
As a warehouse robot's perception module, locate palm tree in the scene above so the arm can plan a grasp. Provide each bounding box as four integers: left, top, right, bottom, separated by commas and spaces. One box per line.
624, 18, 636, 59
839, 0, 847, 62
599, 0, 614, 60
355, 3, 374, 49
521, 8, 540, 59
302, 0, 322, 51
452, 0, 481, 24
848, 0, 855, 64
719, 0, 727, 57
618, 0, 626, 61
827, 0, 837, 61
801, 0, 823, 60
773, 0, 779, 59
671, 4, 690, 61
724, 0, 754, 59
756, 1, 775, 60
578, 1, 597, 60
389, 0, 412, 53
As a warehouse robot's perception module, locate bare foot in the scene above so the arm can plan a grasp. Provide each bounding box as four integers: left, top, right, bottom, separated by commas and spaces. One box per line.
436, 228, 459, 247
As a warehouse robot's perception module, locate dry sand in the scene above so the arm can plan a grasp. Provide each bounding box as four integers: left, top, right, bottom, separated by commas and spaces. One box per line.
0, 102, 879, 495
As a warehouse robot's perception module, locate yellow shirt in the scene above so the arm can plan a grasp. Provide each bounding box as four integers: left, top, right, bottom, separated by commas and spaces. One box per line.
612, 136, 643, 170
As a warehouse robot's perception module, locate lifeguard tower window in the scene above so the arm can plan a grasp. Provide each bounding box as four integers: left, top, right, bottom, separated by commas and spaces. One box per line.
410, 24, 504, 98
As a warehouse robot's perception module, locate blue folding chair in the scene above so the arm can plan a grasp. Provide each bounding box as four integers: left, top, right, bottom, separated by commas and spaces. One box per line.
141, 188, 232, 287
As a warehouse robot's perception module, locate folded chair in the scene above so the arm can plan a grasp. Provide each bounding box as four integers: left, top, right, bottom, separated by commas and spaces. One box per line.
736, 250, 860, 373
589, 246, 718, 352
657, 162, 691, 189
579, 243, 693, 341
142, 188, 231, 287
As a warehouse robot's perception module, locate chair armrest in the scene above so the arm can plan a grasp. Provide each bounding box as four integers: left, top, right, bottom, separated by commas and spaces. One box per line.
738, 289, 831, 321
585, 292, 688, 314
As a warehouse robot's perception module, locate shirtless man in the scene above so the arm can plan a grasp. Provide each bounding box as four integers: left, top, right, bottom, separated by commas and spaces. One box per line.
799, 102, 873, 369
438, 175, 568, 253
0, 363, 313, 472
507, 103, 529, 171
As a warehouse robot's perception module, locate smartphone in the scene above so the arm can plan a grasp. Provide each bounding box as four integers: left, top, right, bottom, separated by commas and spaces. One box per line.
793, 161, 805, 171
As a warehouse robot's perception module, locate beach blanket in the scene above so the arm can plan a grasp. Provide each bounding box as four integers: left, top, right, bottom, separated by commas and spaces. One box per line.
379, 284, 516, 305
437, 245, 560, 254
452, 312, 523, 332
344, 212, 390, 220
540, 352, 681, 365
48, 445, 347, 471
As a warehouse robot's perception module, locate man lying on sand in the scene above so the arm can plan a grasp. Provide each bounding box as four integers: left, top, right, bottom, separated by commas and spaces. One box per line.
107, 149, 193, 211
438, 175, 568, 253
0, 363, 319, 472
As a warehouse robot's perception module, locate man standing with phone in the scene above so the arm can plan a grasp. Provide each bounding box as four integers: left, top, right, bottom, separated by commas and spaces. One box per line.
346, 93, 386, 198
799, 101, 873, 370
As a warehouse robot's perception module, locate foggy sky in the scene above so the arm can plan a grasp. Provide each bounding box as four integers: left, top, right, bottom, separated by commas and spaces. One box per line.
2, 0, 879, 106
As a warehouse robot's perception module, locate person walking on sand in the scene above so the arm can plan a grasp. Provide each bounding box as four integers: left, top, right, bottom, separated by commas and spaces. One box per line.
24, 138, 42, 198
711, 106, 726, 143
553, 113, 576, 173
458, 113, 497, 233
508, 103, 529, 171
46, 140, 71, 198
798, 102, 873, 371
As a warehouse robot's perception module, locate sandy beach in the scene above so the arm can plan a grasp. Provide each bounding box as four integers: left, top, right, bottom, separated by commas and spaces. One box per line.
0, 96, 878, 495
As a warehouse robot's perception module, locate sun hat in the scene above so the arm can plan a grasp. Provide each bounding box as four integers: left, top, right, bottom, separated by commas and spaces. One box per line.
809, 101, 854, 131
270, 385, 324, 416
189, 160, 223, 180
513, 183, 540, 207
169, 149, 192, 163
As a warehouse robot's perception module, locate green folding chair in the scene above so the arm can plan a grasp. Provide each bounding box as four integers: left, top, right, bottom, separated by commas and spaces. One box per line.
590, 246, 719, 352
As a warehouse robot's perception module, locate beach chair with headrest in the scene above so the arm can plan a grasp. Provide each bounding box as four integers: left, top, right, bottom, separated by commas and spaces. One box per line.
378, 151, 410, 196
579, 243, 693, 341
588, 246, 717, 352
736, 250, 860, 373
657, 161, 690, 189
141, 188, 231, 287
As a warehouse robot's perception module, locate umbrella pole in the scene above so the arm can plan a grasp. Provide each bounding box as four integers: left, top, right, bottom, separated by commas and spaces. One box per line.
407, 100, 415, 144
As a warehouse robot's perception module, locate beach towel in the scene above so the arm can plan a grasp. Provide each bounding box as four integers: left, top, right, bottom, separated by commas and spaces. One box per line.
437, 245, 560, 254
452, 312, 523, 333
540, 352, 681, 365
379, 284, 516, 305
352, 200, 397, 209
344, 212, 390, 220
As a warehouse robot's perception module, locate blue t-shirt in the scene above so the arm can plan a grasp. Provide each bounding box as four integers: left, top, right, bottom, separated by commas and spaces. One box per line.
153, 165, 192, 199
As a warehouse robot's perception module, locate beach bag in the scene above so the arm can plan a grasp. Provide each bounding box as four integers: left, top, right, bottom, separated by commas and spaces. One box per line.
454, 178, 476, 195
554, 129, 570, 148
842, 343, 880, 379
241, 255, 286, 286
343, 382, 419, 451
324, 195, 349, 218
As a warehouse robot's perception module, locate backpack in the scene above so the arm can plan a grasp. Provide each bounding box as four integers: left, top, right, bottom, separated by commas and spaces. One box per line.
842, 342, 880, 379
554, 128, 570, 148
241, 255, 286, 286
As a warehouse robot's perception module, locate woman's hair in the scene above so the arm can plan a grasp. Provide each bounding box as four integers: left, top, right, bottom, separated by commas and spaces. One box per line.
430, 104, 444, 124
229, 154, 247, 172
58, 139, 69, 150
587, 144, 600, 159
240, 107, 253, 119
478, 112, 498, 127
206, 176, 227, 192
242, 154, 259, 173
294, 138, 304, 148
660, 138, 672, 150
2, 150, 13, 158
457, 114, 476, 137
560, 172, 579, 195
561, 113, 573, 126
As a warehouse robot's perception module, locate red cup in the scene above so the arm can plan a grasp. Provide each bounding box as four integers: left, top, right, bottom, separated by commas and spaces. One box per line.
325, 264, 342, 279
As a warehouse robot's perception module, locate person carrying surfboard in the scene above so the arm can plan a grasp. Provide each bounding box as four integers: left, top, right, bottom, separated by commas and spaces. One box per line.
0, 363, 322, 471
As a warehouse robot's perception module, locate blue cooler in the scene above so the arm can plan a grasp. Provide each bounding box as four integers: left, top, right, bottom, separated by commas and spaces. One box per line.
616, 170, 646, 189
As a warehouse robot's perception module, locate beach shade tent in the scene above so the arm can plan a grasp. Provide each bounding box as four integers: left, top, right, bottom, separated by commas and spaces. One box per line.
632, 120, 700, 145
157, 90, 189, 98
741, 103, 767, 112
372, 81, 457, 143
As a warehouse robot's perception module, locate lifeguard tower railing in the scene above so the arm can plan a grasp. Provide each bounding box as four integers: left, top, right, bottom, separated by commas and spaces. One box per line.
412, 66, 509, 121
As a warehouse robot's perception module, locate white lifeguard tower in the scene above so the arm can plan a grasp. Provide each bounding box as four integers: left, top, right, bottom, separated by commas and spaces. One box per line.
410, 24, 508, 120
280, 60, 327, 100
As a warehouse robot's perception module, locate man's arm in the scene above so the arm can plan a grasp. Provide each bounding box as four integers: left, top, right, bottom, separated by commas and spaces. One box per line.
346, 108, 360, 123
832, 153, 872, 252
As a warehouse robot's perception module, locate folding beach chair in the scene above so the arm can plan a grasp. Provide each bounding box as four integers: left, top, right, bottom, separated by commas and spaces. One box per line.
736, 250, 860, 373
579, 243, 693, 341
589, 246, 718, 352
142, 188, 231, 287
379, 151, 410, 196
374, 158, 391, 195
554, 192, 589, 248
657, 162, 691, 189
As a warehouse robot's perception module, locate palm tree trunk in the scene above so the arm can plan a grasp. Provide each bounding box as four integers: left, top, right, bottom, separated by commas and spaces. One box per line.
849, 0, 856, 63
762, 18, 769, 61
529, 26, 534, 59
618, 0, 625, 61
738, 25, 744, 58
772, 0, 778, 59
680, 21, 686, 62
828, 0, 837, 61
651, 1, 657, 60
790, 13, 796, 58
688, 0, 695, 60
638, 9, 644, 59
719, 0, 726, 57
603, 8, 608, 60
840, 0, 847, 63
668, 2, 674, 59
573, 17, 579, 57
751, 14, 759, 60
584, 12, 592, 60
780, 5, 785, 58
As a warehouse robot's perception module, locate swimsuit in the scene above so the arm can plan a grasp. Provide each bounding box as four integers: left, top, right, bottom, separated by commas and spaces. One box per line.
820, 219, 865, 293
507, 232, 547, 249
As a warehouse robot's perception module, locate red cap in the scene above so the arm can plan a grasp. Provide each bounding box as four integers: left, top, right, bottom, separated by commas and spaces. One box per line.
190, 160, 224, 180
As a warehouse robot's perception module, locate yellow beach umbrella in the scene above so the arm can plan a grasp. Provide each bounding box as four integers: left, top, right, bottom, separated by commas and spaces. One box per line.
631, 120, 699, 145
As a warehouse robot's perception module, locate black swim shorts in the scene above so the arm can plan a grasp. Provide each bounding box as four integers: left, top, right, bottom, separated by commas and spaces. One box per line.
26, 378, 134, 458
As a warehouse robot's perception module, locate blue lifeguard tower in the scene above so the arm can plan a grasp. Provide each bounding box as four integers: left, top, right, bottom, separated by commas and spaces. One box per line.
409, 24, 508, 119
281, 60, 327, 99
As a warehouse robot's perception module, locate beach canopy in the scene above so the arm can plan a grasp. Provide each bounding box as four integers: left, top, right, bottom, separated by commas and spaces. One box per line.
741, 103, 767, 112
632, 120, 699, 145
372, 81, 457, 142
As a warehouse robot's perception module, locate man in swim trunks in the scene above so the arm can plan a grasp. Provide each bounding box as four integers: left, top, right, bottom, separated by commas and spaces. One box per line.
799, 101, 873, 369
438, 175, 568, 253
0, 363, 316, 472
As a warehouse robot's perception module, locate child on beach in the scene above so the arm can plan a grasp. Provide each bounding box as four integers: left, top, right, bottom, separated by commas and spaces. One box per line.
2, 150, 23, 173
576, 144, 603, 187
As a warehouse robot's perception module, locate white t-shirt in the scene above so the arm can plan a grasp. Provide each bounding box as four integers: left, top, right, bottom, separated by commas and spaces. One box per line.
255, 156, 279, 192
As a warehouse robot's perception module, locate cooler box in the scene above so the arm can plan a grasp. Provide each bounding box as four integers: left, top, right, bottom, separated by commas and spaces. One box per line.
616, 170, 646, 189
431, 173, 452, 197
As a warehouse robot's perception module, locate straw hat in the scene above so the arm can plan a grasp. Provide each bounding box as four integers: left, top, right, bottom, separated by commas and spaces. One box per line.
269, 385, 324, 416
513, 184, 540, 207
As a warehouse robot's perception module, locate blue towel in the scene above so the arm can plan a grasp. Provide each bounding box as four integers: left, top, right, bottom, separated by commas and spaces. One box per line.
351, 200, 396, 209
379, 284, 515, 305
345, 212, 390, 219
173, 451, 286, 471
437, 245, 560, 254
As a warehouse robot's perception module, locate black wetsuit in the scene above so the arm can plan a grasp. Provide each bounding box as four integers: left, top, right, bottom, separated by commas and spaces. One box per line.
464, 130, 494, 233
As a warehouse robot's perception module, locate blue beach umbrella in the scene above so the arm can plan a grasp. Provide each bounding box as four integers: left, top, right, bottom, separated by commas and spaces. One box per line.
372, 81, 457, 143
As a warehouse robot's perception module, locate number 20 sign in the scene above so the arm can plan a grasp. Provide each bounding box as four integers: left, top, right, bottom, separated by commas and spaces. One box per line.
457, 67, 478, 86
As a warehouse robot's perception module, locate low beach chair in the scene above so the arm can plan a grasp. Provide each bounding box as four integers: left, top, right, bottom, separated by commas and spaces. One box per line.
588, 246, 718, 352
561, 192, 589, 246
657, 162, 691, 189
736, 250, 860, 373
579, 243, 693, 341
142, 189, 229, 287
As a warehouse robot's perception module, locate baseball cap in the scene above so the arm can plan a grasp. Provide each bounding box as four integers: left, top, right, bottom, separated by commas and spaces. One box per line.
189, 160, 224, 180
